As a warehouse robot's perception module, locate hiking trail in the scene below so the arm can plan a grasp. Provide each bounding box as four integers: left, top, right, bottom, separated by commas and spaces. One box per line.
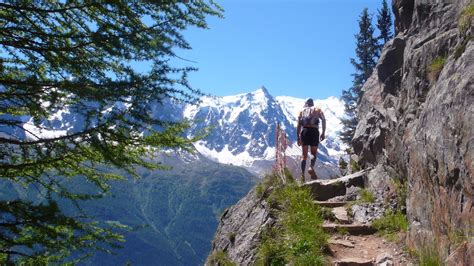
303, 171, 413, 265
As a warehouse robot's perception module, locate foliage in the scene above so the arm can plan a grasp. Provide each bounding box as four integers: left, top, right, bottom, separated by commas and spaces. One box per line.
454, 42, 467, 59
376, 0, 393, 48
427, 56, 446, 82
372, 210, 408, 241
340, 8, 379, 145
256, 177, 328, 266
0, 1, 222, 263
416, 243, 442, 266
358, 189, 375, 203
350, 159, 360, 172
458, 4, 474, 33
320, 207, 336, 221
338, 157, 348, 170
207, 250, 235, 266
89, 157, 256, 265
391, 178, 407, 211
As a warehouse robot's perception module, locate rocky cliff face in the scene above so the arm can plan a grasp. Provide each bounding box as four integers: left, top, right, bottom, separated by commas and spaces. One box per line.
206, 187, 274, 265
353, 0, 473, 262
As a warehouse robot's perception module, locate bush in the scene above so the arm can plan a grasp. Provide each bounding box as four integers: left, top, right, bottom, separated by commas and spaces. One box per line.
339, 157, 348, 170
207, 251, 235, 266
458, 4, 474, 33
350, 159, 360, 172
427, 56, 446, 82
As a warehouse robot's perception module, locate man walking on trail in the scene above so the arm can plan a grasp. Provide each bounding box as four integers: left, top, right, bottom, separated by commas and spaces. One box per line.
297, 98, 326, 183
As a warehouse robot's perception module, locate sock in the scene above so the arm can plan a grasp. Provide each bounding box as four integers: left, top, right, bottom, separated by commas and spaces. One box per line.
310, 158, 316, 168
300, 160, 306, 174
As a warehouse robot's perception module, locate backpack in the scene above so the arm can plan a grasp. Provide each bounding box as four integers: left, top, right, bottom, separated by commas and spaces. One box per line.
299, 107, 320, 127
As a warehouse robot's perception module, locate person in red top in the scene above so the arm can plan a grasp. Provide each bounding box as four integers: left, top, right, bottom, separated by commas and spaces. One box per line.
296, 98, 326, 183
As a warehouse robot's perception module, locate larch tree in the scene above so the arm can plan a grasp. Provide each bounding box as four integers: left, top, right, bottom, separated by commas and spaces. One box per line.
0, 1, 221, 263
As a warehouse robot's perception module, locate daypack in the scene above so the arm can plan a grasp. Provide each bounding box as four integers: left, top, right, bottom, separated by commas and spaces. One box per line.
299, 106, 320, 127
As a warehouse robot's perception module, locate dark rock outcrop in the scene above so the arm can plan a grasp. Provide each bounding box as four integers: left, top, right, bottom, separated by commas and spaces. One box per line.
205, 187, 274, 265
353, 0, 473, 262
303, 170, 369, 201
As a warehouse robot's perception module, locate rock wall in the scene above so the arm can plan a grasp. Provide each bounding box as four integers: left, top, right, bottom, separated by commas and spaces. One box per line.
205, 187, 274, 265
353, 0, 473, 262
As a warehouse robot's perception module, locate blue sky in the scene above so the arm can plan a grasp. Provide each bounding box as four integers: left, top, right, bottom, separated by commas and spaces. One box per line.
176, 0, 390, 99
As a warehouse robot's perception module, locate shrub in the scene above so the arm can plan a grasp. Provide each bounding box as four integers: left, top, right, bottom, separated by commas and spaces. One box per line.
339, 157, 348, 171
427, 56, 446, 82
359, 189, 376, 203
458, 4, 474, 33
350, 159, 360, 172
207, 251, 235, 266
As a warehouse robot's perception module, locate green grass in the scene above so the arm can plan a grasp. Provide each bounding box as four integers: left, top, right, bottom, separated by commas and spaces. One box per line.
417, 243, 442, 266
427, 56, 446, 82
256, 177, 328, 265
320, 207, 336, 221
459, 4, 474, 32
350, 159, 360, 172
391, 178, 407, 211
359, 189, 376, 203
207, 251, 235, 266
454, 42, 467, 59
372, 210, 408, 241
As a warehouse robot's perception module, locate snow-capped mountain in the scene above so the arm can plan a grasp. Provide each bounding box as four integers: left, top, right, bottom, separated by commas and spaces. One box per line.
3, 85, 347, 178
184, 86, 347, 178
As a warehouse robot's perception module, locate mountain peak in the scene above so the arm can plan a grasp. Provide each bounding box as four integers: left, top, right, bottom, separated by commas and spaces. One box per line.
249, 86, 272, 102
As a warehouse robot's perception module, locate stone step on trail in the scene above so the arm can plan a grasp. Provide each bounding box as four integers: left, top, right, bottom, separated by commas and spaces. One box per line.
332, 258, 374, 266
322, 223, 376, 235
303, 170, 369, 201
314, 201, 350, 207
332, 206, 351, 224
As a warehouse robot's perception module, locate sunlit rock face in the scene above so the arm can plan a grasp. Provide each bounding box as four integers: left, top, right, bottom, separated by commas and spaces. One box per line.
353, 0, 473, 262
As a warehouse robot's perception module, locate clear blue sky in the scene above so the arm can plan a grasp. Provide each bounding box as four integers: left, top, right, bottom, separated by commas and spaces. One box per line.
176, 0, 390, 99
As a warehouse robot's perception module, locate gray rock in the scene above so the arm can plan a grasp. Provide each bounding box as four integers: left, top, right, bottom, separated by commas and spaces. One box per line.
376, 252, 394, 266
353, 0, 473, 263
205, 186, 273, 265
303, 170, 369, 201
351, 202, 385, 224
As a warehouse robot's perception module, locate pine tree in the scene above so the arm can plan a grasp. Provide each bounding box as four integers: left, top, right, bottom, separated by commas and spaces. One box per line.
0, 1, 221, 263
377, 0, 393, 49
340, 8, 379, 145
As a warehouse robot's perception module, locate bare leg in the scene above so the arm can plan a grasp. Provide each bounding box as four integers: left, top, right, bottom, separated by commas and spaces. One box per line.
308, 145, 318, 179
301, 145, 309, 182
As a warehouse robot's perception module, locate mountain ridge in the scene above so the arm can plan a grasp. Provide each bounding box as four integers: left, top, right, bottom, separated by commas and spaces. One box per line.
184, 86, 347, 178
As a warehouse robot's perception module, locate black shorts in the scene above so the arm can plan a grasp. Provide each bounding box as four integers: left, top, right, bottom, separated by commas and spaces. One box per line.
301, 127, 319, 146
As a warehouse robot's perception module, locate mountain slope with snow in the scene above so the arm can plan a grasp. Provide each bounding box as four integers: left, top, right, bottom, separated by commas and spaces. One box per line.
184, 87, 347, 178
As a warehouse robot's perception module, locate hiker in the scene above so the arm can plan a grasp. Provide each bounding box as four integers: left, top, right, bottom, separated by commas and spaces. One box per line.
296, 98, 326, 183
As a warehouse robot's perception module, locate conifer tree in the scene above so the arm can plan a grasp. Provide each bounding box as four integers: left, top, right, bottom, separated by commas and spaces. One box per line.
340, 8, 379, 145
377, 0, 393, 49
0, 1, 221, 263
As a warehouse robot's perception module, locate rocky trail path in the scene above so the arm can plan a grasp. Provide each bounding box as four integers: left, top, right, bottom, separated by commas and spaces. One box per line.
303, 171, 412, 265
